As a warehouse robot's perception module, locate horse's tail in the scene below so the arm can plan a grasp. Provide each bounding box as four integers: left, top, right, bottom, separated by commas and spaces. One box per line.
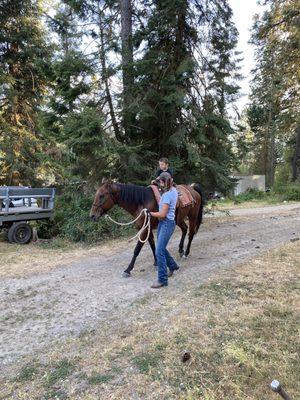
191, 183, 204, 233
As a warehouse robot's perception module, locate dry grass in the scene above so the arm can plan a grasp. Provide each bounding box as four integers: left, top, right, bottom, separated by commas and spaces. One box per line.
1, 241, 299, 400
0, 235, 135, 279
211, 199, 298, 211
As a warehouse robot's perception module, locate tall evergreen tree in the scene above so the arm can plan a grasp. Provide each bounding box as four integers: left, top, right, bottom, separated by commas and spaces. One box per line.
126, 0, 241, 191
0, 0, 52, 185
41, 0, 104, 183
248, 0, 300, 185
194, 0, 241, 190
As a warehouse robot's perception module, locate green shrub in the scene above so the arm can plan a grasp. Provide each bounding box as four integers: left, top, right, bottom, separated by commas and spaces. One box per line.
234, 188, 267, 202
35, 219, 60, 239
273, 183, 300, 201
37, 187, 135, 243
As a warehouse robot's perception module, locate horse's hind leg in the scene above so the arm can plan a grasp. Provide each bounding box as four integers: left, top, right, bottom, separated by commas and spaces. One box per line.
178, 219, 188, 257
148, 231, 157, 266
185, 217, 197, 257
123, 240, 145, 277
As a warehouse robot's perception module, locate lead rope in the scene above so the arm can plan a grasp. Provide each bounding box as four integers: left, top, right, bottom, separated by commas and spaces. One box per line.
104, 208, 151, 244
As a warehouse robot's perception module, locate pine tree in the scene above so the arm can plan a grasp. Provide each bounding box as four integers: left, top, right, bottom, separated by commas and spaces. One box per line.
194, 0, 241, 191
41, 0, 103, 183
248, 0, 300, 185
0, 0, 52, 185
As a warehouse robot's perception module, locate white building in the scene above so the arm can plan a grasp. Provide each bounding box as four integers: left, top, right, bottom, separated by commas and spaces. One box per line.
232, 175, 266, 196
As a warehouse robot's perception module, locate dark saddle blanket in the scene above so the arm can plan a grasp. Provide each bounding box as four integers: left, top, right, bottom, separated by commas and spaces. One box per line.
150, 185, 195, 208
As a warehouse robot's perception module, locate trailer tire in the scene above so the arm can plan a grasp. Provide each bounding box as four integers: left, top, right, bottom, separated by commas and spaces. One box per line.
8, 222, 32, 244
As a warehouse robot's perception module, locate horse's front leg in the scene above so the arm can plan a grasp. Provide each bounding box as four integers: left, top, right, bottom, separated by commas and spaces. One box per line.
122, 240, 145, 277
148, 230, 157, 266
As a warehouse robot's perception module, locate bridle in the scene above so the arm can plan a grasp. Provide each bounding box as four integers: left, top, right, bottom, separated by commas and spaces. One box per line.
92, 184, 117, 215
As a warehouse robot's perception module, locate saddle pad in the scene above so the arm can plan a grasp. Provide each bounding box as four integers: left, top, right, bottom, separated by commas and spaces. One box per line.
150, 185, 195, 208
176, 185, 195, 208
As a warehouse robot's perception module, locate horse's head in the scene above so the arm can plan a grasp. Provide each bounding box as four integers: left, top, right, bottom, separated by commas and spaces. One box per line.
90, 179, 117, 221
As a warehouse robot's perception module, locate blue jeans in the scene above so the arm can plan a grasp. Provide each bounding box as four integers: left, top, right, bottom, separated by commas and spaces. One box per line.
156, 219, 178, 285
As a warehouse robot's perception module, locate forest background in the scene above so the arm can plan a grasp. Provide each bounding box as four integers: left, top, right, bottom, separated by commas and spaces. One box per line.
0, 0, 299, 242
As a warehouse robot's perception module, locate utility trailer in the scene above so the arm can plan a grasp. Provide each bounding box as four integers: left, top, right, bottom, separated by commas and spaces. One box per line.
0, 187, 55, 244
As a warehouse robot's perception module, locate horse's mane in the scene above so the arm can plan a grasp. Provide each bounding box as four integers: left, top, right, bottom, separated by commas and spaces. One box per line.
117, 183, 153, 206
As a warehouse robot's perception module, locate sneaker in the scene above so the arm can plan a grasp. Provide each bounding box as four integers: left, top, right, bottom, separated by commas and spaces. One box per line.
151, 281, 167, 289
168, 265, 180, 277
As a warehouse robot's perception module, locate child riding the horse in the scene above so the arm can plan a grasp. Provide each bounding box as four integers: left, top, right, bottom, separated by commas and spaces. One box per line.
151, 157, 173, 186
148, 172, 179, 288
155, 157, 173, 179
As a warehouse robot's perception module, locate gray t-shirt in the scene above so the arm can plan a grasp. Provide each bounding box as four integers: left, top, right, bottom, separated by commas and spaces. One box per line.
159, 187, 178, 220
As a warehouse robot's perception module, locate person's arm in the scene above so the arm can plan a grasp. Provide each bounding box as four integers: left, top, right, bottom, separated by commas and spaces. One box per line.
151, 169, 160, 184
155, 169, 161, 178
150, 203, 169, 219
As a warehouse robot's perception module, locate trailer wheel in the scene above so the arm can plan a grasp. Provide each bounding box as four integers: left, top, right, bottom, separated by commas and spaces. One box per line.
8, 222, 32, 244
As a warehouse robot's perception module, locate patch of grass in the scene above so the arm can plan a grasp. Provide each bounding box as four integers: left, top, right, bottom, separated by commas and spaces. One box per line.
44, 389, 68, 399
110, 366, 123, 375
263, 303, 293, 318
87, 373, 114, 385
16, 364, 38, 382
154, 341, 167, 352
116, 344, 134, 357
43, 359, 74, 388
132, 352, 162, 374
131, 293, 154, 307
194, 281, 246, 303
37, 238, 72, 250
174, 331, 188, 345
16, 287, 38, 299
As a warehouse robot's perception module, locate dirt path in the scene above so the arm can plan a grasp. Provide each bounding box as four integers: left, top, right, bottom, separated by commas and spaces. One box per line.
1, 204, 299, 366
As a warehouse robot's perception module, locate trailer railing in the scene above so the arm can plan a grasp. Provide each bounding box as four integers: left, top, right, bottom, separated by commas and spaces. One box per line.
0, 187, 55, 225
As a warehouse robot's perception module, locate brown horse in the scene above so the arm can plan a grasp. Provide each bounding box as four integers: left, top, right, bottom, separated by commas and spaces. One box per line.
90, 180, 203, 277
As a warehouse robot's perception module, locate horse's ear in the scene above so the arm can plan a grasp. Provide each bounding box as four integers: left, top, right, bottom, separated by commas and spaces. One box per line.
101, 177, 106, 184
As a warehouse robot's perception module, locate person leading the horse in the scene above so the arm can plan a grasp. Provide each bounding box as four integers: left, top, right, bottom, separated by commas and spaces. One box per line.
148, 172, 179, 288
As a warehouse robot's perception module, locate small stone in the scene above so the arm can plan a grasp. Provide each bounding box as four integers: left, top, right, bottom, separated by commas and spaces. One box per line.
290, 238, 299, 243
181, 352, 191, 363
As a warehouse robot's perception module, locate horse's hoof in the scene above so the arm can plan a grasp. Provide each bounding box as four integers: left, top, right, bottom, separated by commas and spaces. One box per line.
182, 254, 187, 259
122, 271, 131, 278
179, 252, 184, 258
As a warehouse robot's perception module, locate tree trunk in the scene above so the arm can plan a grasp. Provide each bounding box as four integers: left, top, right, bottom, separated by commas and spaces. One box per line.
266, 119, 275, 188
120, 0, 134, 139
292, 125, 300, 181
98, 7, 122, 142
265, 59, 276, 188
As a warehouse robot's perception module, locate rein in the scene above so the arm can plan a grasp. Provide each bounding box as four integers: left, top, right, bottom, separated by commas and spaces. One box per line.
105, 208, 151, 244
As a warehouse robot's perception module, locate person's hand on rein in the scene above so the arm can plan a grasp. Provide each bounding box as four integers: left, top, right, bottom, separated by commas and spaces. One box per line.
146, 209, 152, 218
